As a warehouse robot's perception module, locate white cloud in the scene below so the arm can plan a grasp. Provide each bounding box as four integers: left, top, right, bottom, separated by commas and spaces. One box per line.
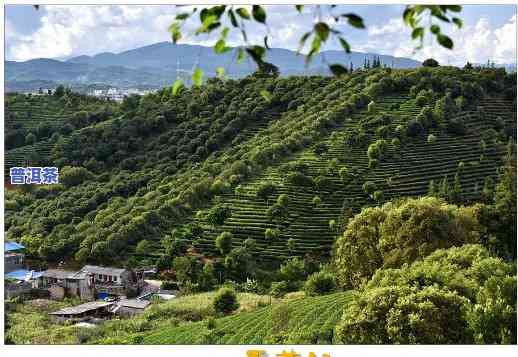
359, 14, 517, 65
7, 5, 176, 61
5, 5, 517, 66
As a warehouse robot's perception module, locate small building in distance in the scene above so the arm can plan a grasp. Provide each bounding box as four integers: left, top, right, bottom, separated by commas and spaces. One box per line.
49, 301, 114, 323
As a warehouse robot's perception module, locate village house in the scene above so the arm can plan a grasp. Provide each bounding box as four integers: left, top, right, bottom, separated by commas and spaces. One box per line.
49, 301, 114, 323
39, 265, 145, 301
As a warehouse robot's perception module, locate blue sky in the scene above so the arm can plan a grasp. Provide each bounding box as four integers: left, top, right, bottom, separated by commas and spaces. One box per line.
5, 4, 517, 65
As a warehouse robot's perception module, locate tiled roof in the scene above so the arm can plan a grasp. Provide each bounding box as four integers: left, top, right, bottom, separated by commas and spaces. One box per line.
49, 301, 114, 315
41, 269, 76, 280
118, 299, 151, 309
81, 265, 127, 276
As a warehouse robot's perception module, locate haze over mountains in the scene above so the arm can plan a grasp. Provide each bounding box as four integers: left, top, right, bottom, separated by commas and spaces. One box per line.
6, 42, 422, 92
6, 41, 516, 92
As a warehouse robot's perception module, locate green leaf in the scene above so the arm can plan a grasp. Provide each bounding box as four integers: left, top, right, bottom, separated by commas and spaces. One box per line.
214, 39, 231, 54
329, 64, 348, 76
295, 5, 304, 13
211, 5, 226, 19
430, 24, 441, 34
168, 22, 182, 43
437, 34, 453, 49
260, 90, 272, 102
403, 7, 414, 26
192, 68, 203, 87
314, 22, 330, 42
200, 8, 210, 23
175, 13, 190, 20
452, 17, 463, 28
306, 36, 321, 64
228, 9, 238, 27
221, 27, 229, 39
246, 46, 266, 65
172, 79, 183, 96
236, 7, 250, 19
411, 27, 424, 40
252, 5, 266, 23
237, 48, 246, 64
442, 5, 461, 12
342, 13, 365, 29
297, 31, 311, 53
338, 37, 351, 53
216, 67, 225, 79
196, 14, 218, 34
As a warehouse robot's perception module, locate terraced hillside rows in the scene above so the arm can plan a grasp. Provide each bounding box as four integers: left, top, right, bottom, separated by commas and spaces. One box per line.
5, 67, 516, 267
142, 291, 354, 344
5, 92, 118, 176
183, 93, 515, 261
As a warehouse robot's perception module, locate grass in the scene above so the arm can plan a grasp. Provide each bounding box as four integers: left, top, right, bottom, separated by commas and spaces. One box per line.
5, 298, 82, 344
141, 291, 354, 344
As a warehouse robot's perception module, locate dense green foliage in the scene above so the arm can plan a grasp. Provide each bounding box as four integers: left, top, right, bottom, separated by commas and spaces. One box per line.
336, 244, 516, 344
4, 65, 516, 345
334, 197, 481, 288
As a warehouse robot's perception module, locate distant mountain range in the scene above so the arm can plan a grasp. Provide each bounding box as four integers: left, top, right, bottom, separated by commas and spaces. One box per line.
4, 41, 514, 92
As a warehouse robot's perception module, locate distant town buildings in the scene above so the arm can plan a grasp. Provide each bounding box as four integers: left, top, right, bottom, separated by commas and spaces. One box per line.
90, 87, 156, 102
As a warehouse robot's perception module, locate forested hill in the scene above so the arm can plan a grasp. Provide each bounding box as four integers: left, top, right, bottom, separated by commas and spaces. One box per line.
4, 66, 517, 271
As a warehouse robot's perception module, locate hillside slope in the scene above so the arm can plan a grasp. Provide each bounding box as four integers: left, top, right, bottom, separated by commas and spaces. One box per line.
141, 291, 354, 344
4, 67, 516, 268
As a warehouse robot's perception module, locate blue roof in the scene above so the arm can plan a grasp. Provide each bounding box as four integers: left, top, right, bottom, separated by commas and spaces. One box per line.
5, 241, 25, 252
5, 269, 42, 281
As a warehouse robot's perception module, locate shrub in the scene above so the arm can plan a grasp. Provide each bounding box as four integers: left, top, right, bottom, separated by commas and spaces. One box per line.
256, 182, 277, 200
212, 287, 239, 314
312, 196, 321, 207
60, 166, 94, 187
334, 197, 481, 288
304, 272, 337, 296
337, 285, 470, 344
362, 181, 377, 195
135, 240, 151, 255
270, 281, 289, 298
313, 143, 328, 155
427, 134, 437, 144
265, 228, 279, 241
373, 190, 384, 202
407, 119, 424, 137
422, 58, 439, 67
206, 205, 231, 226
215, 231, 233, 255
285, 172, 314, 187
338, 167, 349, 182
336, 244, 517, 344
447, 118, 466, 135
315, 176, 333, 190
280, 257, 305, 282
287, 238, 297, 252
277, 194, 289, 207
